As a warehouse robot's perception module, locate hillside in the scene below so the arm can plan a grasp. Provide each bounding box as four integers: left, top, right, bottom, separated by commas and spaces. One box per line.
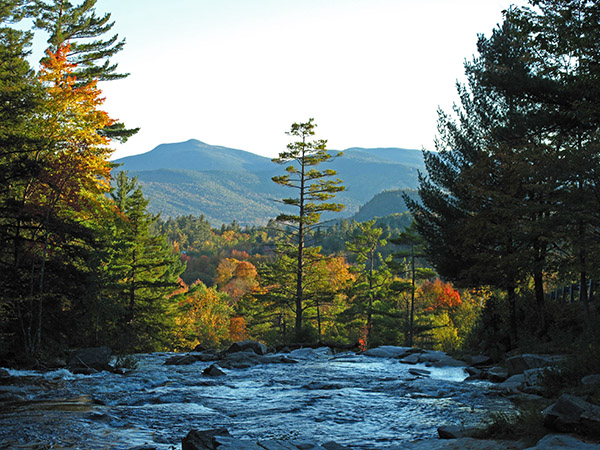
112, 140, 425, 225
350, 189, 419, 222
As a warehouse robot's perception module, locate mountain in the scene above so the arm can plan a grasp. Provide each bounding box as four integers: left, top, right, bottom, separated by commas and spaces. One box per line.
112, 139, 425, 225
350, 188, 420, 222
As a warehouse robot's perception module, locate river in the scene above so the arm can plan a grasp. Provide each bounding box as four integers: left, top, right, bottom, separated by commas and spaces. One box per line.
0, 348, 510, 449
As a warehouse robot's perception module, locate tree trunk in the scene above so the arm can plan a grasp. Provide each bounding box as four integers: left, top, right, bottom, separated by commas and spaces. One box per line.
408, 244, 415, 347
507, 285, 518, 349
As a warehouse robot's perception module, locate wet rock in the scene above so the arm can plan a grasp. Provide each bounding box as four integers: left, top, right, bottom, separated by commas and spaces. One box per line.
226, 340, 267, 356
465, 367, 484, 380
322, 441, 354, 450
220, 351, 260, 369
524, 433, 600, 449
164, 354, 197, 365
258, 440, 301, 450
219, 440, 264, 450
288, 347, 332, 359
128, 445, 157, 450
506, 354, 558, 376
363, 346, 412, 359
68, 346, 111, 370
194, 352, 220, 362
581, 374, 600, 385
388, 437, 526, 449
497, 374, 525, 394
399, 354, 421, 364
437, 425, 466, 439
470, 355, 492, 366
203, 364, 226, 377
523, 368, 545, 387
291, 442, 327, 450
193, 344, 207, 352
182, 428, 231, 450
409, 368, 431, 377
543, 393, 600, 433
0, 368, 10, 378
487, 366, 509, 382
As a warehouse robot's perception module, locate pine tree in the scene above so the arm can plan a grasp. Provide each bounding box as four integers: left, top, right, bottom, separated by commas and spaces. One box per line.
31, 0, 138, 142
104, 172, 184, 352
271, 119, 345, 339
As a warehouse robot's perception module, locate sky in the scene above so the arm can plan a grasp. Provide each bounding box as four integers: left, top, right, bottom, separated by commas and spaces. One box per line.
65, 0, 527, 160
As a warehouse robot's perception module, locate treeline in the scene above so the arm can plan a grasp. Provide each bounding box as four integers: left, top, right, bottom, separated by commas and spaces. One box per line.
154, 214, 479, 353
0, 1, 179, 361
408, 0, 600, 354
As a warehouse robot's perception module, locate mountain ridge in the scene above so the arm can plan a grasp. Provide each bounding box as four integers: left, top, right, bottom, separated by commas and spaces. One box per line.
112, 140, 425, 225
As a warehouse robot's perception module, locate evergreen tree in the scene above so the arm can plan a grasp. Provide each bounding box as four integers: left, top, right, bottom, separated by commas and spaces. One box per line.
104, 172, 184, 352
390, 222, 434, 347
271, 119, 345, 338
31, 0, 138, 142
345, 220, 390, 347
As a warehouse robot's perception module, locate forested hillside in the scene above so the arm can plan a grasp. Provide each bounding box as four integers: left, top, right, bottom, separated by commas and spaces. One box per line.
113, 140, 425, 224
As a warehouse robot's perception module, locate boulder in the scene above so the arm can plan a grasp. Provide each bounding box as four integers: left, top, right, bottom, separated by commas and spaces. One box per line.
68, 346, 111, 370
398, 354, 421, 365
437, 425, 466, 439
258, 440, 302, 450
470, 355, 492, 366
322, 442, 354, 450
525, 433, 600, 449
203, 364, 226, 377
543, 393, 600, 433
409, 368, 431, 377
523, 368, 545, 387
226, 340, 267, 356
465, 367, 484, 380
363, 346, 412, 359
581, 374, 600, 386
506, 354, 557, 376
164, 354, 197, 365
182, 428, 231, 450
497, 374, 525, 394
0, 368, 10, 378
487, 366, 509, 382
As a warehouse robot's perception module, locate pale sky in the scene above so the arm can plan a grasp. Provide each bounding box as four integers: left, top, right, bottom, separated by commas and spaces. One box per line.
59, 0, 526, 159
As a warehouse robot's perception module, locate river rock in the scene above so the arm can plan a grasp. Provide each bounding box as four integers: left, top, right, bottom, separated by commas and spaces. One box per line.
388, 437, 526, 449
164, 354, 198, 365
258, 440, 303, 450
0, 368, 10, 378
68, 346, 112, 370
409, 368, 431, 377
399, 354, 421, 364
203, 364, 226, 377
226, 340, 267, 356
506, 354, 557, 376
581, 374, 600, 385
437, 425, 466, 439
497, 374, 525, 394
322, 442, 354, 450
363, 346, 412, 358
470, 355, 492, 366
487, 366, 509, 382
182, 428, 232, 450
543, 393, 600, 433
524, 433, 600, 449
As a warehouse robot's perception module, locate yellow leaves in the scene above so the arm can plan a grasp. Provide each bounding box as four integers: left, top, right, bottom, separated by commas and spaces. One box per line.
31, 42, 116, 214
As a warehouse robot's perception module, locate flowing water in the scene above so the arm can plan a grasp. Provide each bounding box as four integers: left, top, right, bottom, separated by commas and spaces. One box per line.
0, 348, 511, 449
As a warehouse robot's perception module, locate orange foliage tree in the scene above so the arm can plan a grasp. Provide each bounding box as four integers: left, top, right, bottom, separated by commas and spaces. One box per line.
171, 280, 233, 350
12, 42, 116, 356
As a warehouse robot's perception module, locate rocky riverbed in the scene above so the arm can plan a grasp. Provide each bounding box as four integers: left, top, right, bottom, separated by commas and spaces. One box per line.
0, 345, 592, 450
